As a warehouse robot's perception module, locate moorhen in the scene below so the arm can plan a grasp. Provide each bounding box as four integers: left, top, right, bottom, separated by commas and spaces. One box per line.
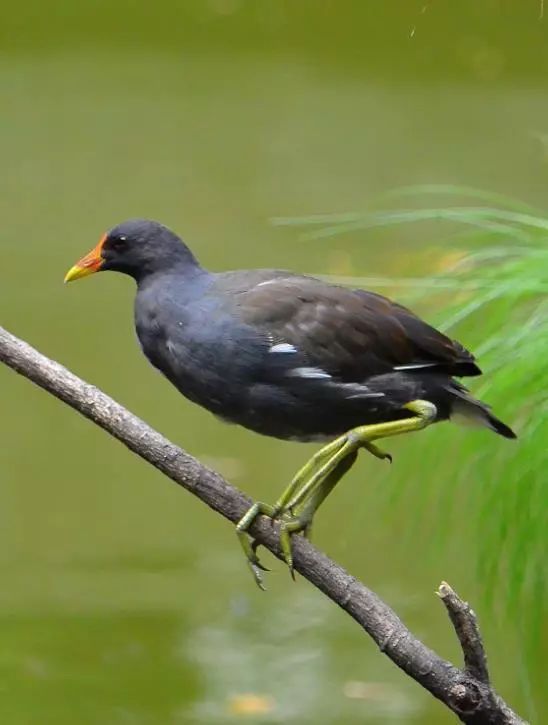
65, 219, 516, 587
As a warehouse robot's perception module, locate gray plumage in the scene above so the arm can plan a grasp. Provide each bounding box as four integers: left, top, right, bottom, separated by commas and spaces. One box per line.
95, 219, 515, 441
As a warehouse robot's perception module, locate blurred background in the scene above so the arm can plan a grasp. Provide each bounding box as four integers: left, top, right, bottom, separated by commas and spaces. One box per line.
0, 1, 546, 723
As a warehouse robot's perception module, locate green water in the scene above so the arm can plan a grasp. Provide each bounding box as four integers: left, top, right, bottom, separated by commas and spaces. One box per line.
1, 3, 546, 723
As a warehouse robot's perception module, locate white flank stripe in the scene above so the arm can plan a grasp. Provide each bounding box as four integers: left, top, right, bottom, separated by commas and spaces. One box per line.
336, 382, 385, 398
288, 367, 331, 380
269, 342, 297, 353
394, 363, 438, 371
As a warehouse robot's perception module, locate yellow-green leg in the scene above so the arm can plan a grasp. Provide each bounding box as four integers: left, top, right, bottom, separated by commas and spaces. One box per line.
283, 401, 435, 514
278, 451, 358, 577
236, 400, 437, 587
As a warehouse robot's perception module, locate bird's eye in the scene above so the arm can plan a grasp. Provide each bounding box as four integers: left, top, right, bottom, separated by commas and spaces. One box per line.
110, 235, 127, 251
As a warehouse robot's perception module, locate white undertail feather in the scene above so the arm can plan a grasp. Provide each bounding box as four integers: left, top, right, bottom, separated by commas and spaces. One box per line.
451, 399, 491, 430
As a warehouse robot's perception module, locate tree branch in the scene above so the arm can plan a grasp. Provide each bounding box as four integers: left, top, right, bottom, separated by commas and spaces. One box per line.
438, 581, 491, 684
0, 325, 526, 724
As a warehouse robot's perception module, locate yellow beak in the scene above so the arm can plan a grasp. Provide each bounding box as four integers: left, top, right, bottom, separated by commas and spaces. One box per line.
64, 234, 106, 283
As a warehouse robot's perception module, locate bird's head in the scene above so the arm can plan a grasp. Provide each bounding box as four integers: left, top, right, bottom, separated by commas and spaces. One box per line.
64, 219, 199, 283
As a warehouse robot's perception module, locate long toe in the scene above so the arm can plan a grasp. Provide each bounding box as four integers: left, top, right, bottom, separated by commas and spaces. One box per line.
279, 517, 311, 580
250, 539, 270, 571
236, 501, 280, 589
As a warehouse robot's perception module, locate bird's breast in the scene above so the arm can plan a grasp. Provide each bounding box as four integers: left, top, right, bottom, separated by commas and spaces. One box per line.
135, 298, 267, 417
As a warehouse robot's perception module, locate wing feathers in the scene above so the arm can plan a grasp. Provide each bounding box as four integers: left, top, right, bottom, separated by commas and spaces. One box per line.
230, 274, 480, 381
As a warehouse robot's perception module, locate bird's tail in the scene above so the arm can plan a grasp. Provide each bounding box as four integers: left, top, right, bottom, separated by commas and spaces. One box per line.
448, 383, 517, 439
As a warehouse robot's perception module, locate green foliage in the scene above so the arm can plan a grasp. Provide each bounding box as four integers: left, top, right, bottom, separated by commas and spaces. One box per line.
274, 185, 547, 664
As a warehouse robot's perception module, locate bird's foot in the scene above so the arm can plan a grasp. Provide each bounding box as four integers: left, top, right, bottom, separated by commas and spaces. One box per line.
236, 401, 436, 589
277, 510, 314, 579
235, 437, 362, 588
236, 501, 313, 588
236, 501, 276, 590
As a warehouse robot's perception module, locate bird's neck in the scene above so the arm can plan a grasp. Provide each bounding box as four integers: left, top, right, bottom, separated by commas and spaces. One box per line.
135, 260, 209, 289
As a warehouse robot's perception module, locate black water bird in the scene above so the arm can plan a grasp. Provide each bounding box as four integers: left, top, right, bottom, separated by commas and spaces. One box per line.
65, 219, 516, 587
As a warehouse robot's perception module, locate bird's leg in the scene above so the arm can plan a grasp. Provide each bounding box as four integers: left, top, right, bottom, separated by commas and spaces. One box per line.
269, 439, 391, 520
234, 443, 352, 587
281, 400, 436, 515
242, 454, 358, 583
270, 437, 350, 516
236, 400, 436, 588
272, 401, 436, 574
278, 452, 358, 577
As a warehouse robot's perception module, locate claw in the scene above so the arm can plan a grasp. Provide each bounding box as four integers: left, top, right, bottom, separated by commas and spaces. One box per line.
279, 524, 293, 578
249, 563, 266, 591
250, 540, 270, 571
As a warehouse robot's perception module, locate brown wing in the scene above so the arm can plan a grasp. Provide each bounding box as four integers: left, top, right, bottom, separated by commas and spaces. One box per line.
232, 274, 480, 381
